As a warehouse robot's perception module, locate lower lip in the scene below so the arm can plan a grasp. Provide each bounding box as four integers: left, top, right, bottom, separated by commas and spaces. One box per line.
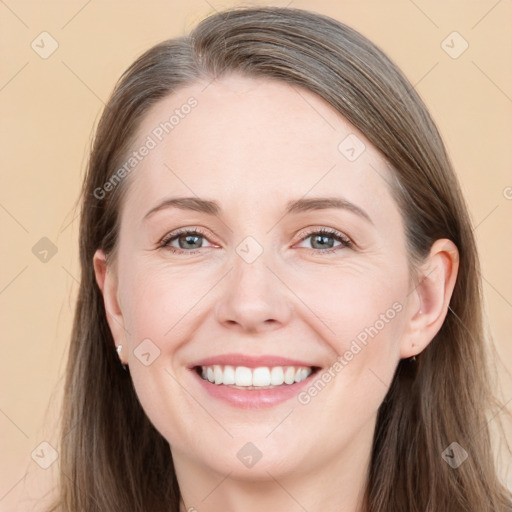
191, 369, 317, 409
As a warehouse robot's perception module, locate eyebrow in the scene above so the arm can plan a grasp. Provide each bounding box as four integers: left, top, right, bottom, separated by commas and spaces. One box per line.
143, 196, 373, 224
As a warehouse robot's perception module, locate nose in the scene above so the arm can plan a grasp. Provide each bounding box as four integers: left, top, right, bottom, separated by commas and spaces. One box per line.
214, 251, 293, 334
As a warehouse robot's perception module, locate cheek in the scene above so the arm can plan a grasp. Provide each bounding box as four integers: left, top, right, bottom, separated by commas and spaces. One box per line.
293, 263, 408, 405
291, 261, 408, 348
295, 288, 405, 449
118, 265, 204, 444
120, 260, 211, 344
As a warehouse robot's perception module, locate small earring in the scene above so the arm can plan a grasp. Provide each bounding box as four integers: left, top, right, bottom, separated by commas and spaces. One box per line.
410, 355, 417, 362
116, 345, 128, 371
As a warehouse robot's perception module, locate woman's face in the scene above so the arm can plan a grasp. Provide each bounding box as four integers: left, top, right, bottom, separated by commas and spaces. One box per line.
97, 74, 420, 482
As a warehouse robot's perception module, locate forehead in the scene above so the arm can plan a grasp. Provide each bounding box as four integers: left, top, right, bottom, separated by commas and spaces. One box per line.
121, 74, 397, 224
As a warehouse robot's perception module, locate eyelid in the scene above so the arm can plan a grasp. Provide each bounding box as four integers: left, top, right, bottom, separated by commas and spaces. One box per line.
158, 225, 354, 254
295, 226, 352, 244
158, 226, 216, 249
293, 226, 354, 253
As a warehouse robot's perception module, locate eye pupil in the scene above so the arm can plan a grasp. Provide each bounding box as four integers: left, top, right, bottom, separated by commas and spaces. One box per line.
311, 234, 334, 249
179, 234, 202, 249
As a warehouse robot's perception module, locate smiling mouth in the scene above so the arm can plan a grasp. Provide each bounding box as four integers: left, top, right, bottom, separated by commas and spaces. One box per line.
194, 364, 320, 390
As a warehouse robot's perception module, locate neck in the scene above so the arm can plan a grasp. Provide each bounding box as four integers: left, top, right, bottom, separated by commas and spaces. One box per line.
173, 419, 374, 512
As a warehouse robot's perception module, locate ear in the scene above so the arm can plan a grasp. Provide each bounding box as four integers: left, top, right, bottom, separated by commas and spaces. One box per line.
93, 249, 128, 362
400, 239, 459, 359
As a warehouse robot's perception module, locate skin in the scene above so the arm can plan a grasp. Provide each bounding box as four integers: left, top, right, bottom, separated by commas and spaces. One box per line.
94, 74, 459, 512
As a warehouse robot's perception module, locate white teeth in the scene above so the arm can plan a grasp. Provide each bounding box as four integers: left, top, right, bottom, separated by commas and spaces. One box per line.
235, 366, 253, 386
295, 368, 310, 383
252, 367, 271, 387
214, 365, 223, 385
223, 365, 235, 385
299, 368, 310, 382
199, 364, 313, 387
270, 367, 285, 385
284, 366, 296, 385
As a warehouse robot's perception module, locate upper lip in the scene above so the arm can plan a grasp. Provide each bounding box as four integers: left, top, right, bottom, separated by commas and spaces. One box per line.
188, 353, 320, 369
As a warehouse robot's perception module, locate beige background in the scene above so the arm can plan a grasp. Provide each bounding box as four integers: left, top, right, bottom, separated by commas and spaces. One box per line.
1, 0, 511, 509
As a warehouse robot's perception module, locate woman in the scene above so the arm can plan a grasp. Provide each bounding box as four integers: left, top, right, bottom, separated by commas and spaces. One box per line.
49, 6, 512, 511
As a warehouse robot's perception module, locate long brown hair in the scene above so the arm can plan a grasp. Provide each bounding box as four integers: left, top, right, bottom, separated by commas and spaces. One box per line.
49, 6, 512, 511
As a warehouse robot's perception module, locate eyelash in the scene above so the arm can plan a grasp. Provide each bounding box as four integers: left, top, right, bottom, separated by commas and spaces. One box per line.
158, 226, 353, 256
